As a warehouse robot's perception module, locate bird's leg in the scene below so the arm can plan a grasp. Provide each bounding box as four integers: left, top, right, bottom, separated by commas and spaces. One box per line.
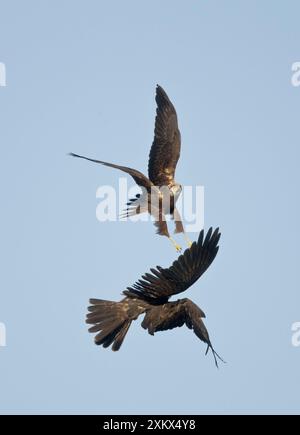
184, 233, 193, 248
173, 207, 192, 248
151, 205, 182, 252
168, 236, 182, 252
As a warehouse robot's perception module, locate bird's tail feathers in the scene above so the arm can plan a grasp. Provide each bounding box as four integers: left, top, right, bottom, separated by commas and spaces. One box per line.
119, 204, 141, 219
86, 299, 132, 351
119, 194, 148, 219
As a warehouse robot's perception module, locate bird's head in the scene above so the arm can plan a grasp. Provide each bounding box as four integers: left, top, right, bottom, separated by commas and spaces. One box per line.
170, 183, 182, 200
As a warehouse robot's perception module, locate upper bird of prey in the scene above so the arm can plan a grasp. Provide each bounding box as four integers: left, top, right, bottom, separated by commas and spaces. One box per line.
86, 227, 224, 367
70, 85, 190, 252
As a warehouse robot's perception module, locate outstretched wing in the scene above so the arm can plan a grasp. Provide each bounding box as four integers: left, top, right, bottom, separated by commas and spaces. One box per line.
141, 298, 224, 367
69, 153, 153, 192
148, 85, 181, 186
124, 227, 220, 302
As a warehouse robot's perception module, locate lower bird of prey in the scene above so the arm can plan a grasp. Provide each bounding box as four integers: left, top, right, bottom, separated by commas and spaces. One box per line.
70, 84, 191, 252
86, 227, 224, 367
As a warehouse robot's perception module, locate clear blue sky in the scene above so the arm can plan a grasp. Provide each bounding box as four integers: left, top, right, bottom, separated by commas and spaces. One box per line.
1, 1, 300, 414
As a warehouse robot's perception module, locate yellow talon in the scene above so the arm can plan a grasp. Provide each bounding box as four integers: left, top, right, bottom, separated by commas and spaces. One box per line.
175, 243, 182, 252
169, 237, 182, 252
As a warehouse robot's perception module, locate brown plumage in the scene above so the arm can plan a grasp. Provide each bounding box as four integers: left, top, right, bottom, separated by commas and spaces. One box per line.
70, 85, 189, 251
148, 85, 181, 186
86, 227, 224, 367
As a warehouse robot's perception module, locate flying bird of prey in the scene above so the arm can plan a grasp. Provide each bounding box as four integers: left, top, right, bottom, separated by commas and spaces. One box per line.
86, 227, 224, 367
70, 85, 190, 252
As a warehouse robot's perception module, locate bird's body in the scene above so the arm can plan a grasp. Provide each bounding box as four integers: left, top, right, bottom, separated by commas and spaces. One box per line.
70, 85, 191, 251
86, 227, 224, 367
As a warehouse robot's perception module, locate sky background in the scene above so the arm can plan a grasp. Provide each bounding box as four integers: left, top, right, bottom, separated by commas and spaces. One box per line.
0, 0, 300, 414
